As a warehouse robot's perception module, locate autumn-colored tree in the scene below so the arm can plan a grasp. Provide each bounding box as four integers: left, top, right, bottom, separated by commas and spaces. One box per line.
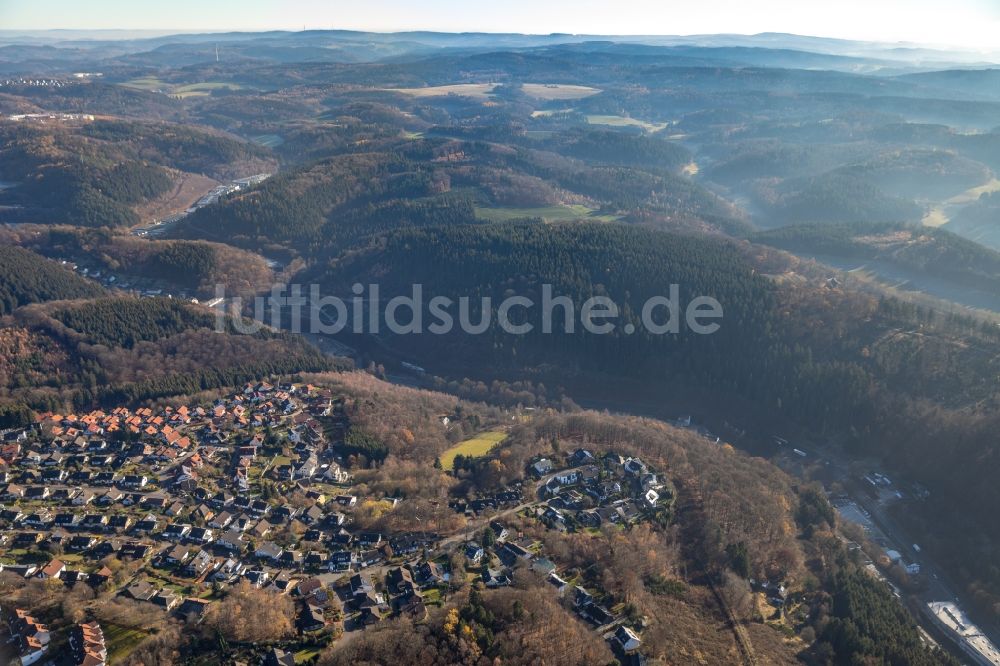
204, 580, 295, 643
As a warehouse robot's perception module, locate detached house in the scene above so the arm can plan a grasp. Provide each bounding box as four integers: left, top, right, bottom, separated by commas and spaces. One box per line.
183, 550, 215, 577
122, 475, 148, 489
218, 530, 244, 551
255, 541, 284, 561
37, 559, 65, 580
613, 625, 642, 654
162, 544, 190, 566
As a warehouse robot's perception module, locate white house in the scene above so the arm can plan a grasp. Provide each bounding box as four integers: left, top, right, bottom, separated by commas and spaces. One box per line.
614, 625, 642, 653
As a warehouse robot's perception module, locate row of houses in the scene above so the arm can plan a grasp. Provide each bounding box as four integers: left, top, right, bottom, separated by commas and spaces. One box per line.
3, 606, 51, 665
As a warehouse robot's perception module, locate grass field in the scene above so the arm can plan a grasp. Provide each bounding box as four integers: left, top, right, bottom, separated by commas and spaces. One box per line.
121, 78, 243, 98
521, 83, 601, 100
475, 203, 620, 223
174, 82, 241, 93
924, 177, 1000, 228
295, 648, 322, 663
105, 623, 149, 663
440, 431, 508, 470
122, 76, 166, 91
586, 114, 668, 132
422, 587, 444, 605
530, 108, 577, 118
387, 82, 599, 101
947, 176, 1000, 205
172, 82, 244, 98
922, 206, 949, 228
252, 133, 285, 148
387, 83, 497, 99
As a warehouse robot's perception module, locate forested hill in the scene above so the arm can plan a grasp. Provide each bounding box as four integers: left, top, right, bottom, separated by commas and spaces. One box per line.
316, 222, 871, 430
0, 296, 338, 419
0, 120, 274, 228
314, 221, 1000, 614
0, 245, 105, 314
318, 221, 1000, 420
50, 297, 216, 348
752, 222, 1000, 293
177, 134, 745, 258
180, 152, 430, 252
8, 225, 277, 299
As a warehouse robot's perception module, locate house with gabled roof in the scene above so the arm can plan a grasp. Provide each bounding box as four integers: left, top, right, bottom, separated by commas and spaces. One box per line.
108, 515, 133, 531
37, 559, 65, 580
613, 625, 642, 653
67, 535, 98, 552
162, 544, 190, 565
415, 561, 445, 586
218, 530, 244, 551
124, 580, 157, 602
298, 604, 326, 634
211, 557, 245, 582
208, 511, 233, 530
163, 523, 192, 540
54, 512, 81, 529
176, 597, 211, 623
183, 549, 216, 578
255, 541, 284, 561
153, 589, 181, 611
189, 527, 214, 544
387, 566, 415, 594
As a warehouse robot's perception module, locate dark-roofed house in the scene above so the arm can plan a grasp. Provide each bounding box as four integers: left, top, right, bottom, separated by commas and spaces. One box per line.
386, 567, 415, 594
464, 542, 484, 564
415, 561, 444, 586
350, 573, 374, 598
328, 550, 352, 572
92, 539, 123, 558
108, 515, 133, 531
125, 580, 157, 602
497, 542, 531, 567
189, 527, 214, 544
176, 597, 211, 623
614, 625, 642, 653
66, 535, 98, 552
299, 604, 326, 633
483, 568, 511, 588
397, 590, 427, 620
119, 543, 152, 560
162, 523, 191, 540
580, 602, 614, 626
357, 606, 384, 627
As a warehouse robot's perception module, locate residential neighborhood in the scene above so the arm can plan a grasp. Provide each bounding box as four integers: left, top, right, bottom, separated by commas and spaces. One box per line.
0, 379, 675, 663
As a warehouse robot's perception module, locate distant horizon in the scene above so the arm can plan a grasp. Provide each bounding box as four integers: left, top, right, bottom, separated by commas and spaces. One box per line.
0, 27, 956, 44
2, 0, 999, 51
0, 27, 995, 60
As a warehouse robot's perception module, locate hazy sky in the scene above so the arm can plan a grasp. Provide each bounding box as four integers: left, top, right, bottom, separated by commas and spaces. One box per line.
2, 0, 999, 49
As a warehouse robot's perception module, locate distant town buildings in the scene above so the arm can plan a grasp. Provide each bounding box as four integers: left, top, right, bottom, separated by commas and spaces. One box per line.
5, 112, 95, 122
